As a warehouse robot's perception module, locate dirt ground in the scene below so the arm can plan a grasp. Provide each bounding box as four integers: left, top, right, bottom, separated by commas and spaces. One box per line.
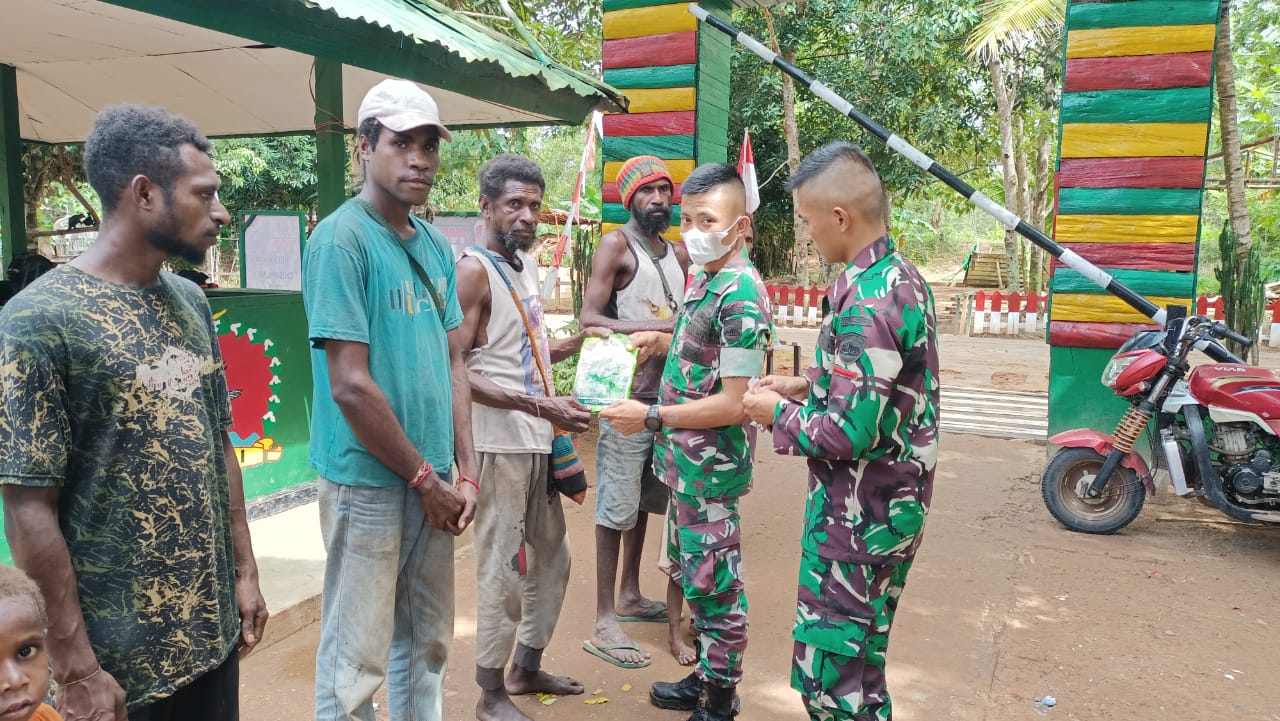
241, 334, 1280, 720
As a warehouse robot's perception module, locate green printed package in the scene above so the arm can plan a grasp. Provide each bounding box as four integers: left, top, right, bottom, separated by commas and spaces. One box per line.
574, 334, 639, 410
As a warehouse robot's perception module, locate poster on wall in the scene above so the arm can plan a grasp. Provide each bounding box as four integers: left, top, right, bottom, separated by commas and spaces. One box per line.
432, 213, 485, 259
239, 211, 306, 290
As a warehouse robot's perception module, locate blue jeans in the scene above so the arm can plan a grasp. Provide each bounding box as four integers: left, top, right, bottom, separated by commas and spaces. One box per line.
314, 478, 455, 721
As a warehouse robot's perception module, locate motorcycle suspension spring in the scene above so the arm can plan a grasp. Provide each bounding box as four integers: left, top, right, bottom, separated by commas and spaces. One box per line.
1113, 405, 1152, 454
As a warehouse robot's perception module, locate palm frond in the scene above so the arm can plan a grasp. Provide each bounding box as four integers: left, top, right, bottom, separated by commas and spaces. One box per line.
965, 0, 1067, 58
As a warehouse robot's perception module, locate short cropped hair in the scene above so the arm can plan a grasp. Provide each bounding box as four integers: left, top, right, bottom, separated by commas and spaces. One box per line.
681, 163, 744, 197
785, 141, 878, 193
478, 154, 545, 200
84, 104, 210, 214
357, 118, 383, 150
0, 565, 47, 627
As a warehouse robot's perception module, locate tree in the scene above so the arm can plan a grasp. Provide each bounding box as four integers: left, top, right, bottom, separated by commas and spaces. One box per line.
1216, 0, 1253, 255
730, 0, 990, 278
967, 0, 1064, 292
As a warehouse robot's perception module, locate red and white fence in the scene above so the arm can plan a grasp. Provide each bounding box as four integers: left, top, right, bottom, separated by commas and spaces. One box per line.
766, 284, 826, 327
969, 292, 1280, 346
971, 291, 1048, 335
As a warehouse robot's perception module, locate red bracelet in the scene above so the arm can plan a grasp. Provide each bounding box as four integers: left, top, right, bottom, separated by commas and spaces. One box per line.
408, 461, 433, 489
455, 476, 480, 493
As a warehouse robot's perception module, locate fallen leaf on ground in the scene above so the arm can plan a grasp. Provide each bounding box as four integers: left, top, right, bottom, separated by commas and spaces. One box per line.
584, 696, 609, 705
536, 693, 558, 705
621, 683, 633, 692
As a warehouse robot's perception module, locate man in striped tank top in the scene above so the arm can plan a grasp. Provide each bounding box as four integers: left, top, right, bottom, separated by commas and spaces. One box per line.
581, 156, 692, 669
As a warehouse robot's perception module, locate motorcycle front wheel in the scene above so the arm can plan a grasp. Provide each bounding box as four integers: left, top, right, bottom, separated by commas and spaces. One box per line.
1041, 447, 1145, 534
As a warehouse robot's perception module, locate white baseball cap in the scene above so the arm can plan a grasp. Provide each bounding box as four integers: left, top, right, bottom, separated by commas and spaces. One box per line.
357, 79, 452, 141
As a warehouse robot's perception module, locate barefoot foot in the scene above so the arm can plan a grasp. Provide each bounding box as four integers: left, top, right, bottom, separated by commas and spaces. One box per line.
476, 691, 533, 721
668, 631, 696, 666
506, 666, 584, 696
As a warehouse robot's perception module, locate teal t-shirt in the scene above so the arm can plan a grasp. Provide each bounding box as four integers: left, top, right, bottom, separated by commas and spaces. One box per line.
302, 200, 462, 487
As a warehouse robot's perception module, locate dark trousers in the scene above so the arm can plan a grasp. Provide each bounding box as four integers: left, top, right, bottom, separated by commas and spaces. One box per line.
129, 651, 239, 721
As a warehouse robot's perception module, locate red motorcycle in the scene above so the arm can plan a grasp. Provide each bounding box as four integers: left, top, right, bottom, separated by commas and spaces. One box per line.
1043, 308, 1280, 533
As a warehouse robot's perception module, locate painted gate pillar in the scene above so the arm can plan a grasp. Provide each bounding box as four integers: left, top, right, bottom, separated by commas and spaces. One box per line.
1048, 0, 1221, 439
601, 0, 734, 239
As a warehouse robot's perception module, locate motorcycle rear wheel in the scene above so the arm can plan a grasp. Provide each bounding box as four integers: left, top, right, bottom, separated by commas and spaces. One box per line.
1042, 447, 1145, 534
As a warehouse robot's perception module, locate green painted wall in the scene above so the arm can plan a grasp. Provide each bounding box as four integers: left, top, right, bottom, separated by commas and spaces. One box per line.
694, 0, 733, 166
1047, 346, 1136, 449
207, 290, 315, 501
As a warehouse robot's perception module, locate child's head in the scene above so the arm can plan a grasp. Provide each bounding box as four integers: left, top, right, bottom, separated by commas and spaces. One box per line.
0, 565, 48, 721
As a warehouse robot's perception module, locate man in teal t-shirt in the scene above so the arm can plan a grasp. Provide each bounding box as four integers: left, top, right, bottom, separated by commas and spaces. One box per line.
304, 79, 480, 721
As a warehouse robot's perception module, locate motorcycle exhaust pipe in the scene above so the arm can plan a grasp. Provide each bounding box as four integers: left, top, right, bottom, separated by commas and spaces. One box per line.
1159, 429, 1189, 496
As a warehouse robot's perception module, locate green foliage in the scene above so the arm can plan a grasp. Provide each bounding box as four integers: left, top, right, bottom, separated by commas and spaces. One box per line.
728, 0, 994, 277
439, 0, 602, 75
1216, 221, 1264, 362
1231, 0, 1280, 140
211, 136, 317, 219
550, 320, 580, 397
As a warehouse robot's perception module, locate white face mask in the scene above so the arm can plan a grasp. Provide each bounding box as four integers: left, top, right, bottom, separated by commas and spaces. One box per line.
682, 215, 744, 265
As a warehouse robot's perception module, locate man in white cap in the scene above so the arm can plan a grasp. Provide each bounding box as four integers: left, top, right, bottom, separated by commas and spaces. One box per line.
304, 78, 480, 721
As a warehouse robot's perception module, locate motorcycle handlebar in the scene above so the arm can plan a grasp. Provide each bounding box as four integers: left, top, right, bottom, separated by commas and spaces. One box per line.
1198, 339, 1245, 364
1216, 323, 1254, 348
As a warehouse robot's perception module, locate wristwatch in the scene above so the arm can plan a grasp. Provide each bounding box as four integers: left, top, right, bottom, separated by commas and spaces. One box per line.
644, 404, 664, 432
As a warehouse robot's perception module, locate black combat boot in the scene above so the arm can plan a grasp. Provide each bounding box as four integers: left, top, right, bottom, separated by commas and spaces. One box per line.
689, 683, 739, 721
650, 671, 703, 710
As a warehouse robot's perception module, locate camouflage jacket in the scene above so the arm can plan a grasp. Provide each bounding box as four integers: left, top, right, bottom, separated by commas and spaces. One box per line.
772, 236, 939, 564
654, 251, 774, 498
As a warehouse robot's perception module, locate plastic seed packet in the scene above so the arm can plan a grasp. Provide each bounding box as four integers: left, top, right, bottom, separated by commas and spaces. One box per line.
574, 333, 639, 410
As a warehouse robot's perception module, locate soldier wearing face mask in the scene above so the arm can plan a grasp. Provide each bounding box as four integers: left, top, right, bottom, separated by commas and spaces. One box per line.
603, 163, 774, 721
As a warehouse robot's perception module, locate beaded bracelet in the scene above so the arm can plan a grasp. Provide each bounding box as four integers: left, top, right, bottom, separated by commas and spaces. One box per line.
408, 461, 433, 489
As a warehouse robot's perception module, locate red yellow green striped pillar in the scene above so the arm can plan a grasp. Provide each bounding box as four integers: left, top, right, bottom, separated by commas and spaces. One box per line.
1048, 0, 1220, 437
601, 0, 733, 241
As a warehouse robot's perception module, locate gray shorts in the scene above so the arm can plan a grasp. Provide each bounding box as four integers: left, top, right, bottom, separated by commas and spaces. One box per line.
594, 417, 670, 531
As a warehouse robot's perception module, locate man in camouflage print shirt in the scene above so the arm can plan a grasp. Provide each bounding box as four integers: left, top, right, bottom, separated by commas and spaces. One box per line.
603, 163, 773, 721
0, 105, 268, 721
745, 142, 939, 721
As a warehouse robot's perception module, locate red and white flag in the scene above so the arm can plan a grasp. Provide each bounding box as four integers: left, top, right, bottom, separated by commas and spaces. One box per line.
542, 111, 602, 298
738, 128, 760, 215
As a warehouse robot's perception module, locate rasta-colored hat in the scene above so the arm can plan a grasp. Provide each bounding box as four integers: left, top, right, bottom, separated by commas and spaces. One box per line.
616, 155, 674, 209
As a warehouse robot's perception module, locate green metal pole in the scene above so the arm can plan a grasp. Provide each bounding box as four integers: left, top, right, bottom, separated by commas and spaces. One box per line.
313, 58, 345, 221
0, 65, 24, 267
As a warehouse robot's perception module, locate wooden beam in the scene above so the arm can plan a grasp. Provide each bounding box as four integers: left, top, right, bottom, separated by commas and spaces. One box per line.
1057, 156, 1207, 188
1060, 122, 1208, 158
0, 65, 22, 266
313, 57, 345, 221
603, 32, 698, 69
1054, 213, 1201, 244
1066, 24, 1216, 59
1064, 53, 1213, 92
1050, 242, 1196, 271
602, 111, 697, 137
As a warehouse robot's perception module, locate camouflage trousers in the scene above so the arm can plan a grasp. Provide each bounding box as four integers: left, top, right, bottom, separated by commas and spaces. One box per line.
667, 490, 748, 687
791, 553, 913, 721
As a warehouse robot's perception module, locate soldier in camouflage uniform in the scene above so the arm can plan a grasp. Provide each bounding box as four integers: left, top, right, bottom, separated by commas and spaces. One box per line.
603, 163, 774, 721
744, 141, 939, 721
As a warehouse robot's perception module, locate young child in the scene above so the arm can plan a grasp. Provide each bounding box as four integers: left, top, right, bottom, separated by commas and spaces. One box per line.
0, 564, 61, 721
656, 510, 695, 666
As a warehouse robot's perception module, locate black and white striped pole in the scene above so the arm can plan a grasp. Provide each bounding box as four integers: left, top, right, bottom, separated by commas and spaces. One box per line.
688, 4, 1179, 329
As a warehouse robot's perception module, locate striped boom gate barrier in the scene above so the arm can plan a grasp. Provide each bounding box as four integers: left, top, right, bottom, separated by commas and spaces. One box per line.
687, 4, 1213, 340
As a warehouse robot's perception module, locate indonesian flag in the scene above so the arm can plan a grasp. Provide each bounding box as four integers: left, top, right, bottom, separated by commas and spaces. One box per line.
542, 112, 602, 298
738, 128, 760, 215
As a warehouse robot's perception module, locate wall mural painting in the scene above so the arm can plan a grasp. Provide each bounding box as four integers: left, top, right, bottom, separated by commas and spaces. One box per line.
212, 308, 284, 469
